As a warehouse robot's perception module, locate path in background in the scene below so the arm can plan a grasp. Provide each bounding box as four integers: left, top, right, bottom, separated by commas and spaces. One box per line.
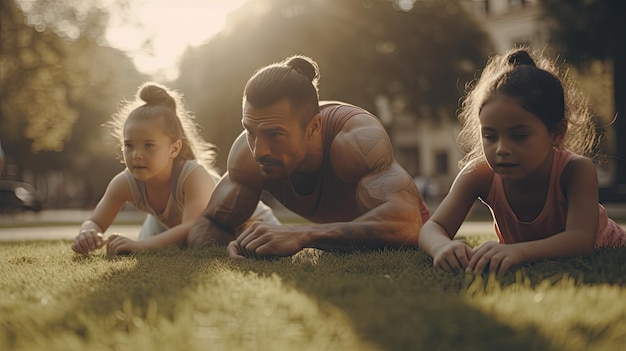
1, 202, 625, 241
0, 222, 496, 241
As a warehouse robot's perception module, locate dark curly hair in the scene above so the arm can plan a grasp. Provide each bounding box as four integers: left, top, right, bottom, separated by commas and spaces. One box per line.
457, 47, 597, 168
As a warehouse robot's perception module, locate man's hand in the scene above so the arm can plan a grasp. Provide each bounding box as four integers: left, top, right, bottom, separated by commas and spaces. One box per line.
467, 241, 524, 275
431, 240, 473, 272
72, 229, 106, 256
230, 222, 304, 258
106, 234, 142, 258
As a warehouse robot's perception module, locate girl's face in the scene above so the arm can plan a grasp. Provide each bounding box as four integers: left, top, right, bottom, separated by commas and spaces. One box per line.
479, 95, 563, 182
123, 117, 181, 182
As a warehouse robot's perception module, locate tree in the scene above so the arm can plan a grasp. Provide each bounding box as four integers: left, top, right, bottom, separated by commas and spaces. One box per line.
0, 0, 146, 206
175, 0, 491, 170
541, 0, 626, 186
0, 0, 86, 155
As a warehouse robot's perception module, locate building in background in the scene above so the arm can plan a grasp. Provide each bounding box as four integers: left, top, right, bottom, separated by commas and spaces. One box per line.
384, 0, 547, 206
471, 0, 547, 51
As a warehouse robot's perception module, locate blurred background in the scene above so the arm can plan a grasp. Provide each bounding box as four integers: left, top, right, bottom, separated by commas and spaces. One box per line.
1, 0, 624, 213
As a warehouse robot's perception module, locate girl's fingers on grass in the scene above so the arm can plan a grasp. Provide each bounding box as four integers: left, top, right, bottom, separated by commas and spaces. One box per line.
467, 243, 490, 271
96, 236, 107, 249
79, 238, 93, 256
445, 256, 461, 272
498, 257, 514, 275
435, 258, 451, 272
106, 234, 121, 258
457, 247, 470, 268
71, 241, 86, 255
86, 234, 97, 250
489, 255, 502, 274
473, 254, 492, 274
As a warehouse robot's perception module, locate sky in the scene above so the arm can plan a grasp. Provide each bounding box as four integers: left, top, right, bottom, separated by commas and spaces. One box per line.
105, 0, 248, 81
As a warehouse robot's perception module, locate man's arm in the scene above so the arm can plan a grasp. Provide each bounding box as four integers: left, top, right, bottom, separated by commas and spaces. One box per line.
233, 114, 425, 257
187, 133, 264, 248
309, 114, 423, 249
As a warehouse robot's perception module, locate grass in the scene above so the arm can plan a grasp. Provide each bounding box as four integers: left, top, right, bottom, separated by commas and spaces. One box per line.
1, 236, 625, 351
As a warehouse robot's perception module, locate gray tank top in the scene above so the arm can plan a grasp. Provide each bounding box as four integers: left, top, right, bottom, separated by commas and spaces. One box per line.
125, 159, 201, 229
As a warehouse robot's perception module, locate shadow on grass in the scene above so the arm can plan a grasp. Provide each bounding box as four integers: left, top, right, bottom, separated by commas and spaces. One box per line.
3, 240, 624, 350
0, 242, 226, 348
227, 247, 559, 351
66, 248, 212, 320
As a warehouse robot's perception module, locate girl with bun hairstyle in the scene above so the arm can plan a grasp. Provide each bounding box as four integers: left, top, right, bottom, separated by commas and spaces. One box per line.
418, 48, 626, 274
72, 82, 278, 256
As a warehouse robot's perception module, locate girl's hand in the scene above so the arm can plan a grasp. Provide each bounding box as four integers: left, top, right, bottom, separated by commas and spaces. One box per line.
72, 229, 106, 256
432, 240, 473, 272
467, 241, 524, 275
106, 234, 142, 258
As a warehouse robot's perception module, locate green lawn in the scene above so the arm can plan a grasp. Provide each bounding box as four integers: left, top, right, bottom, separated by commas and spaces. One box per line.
1, 236, 625, 351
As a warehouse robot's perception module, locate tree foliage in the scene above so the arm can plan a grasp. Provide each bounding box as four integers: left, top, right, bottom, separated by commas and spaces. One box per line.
0, 0, 146, 206
175, 0, 491, 170
541, 0, 626, 185
1, 0, 85, 153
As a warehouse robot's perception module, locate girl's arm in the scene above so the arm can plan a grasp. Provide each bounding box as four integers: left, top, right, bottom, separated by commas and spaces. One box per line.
418, 162, 492, 271
72, 172, 131, 255
107, 166, 215, 254
468, 157, 599, 274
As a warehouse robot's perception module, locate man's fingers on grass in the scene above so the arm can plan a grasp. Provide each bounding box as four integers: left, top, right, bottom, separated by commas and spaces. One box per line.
227, 241, 245, 258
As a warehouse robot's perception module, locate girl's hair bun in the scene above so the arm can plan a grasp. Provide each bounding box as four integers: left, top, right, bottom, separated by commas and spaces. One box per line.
286, 55, 320, 83
507, 50, 536, 68
139, 83, 176, 111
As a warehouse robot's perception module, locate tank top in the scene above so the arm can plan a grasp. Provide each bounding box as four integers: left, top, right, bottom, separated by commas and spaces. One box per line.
125, 159, 201, 229
481, 149, 626, 247
264, 101, 430, 224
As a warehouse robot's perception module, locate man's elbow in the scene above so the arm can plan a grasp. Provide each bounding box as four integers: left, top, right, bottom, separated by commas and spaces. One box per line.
389, 221, 420, 247
187, 216, 213, 248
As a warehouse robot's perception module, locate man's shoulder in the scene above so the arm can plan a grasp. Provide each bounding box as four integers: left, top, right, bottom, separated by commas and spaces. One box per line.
320, 101, 374, 116
319, 101, 381, 135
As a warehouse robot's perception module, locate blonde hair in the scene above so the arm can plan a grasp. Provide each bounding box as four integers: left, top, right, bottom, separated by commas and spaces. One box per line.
457, 47, 597, 168
105, 82, 219, 177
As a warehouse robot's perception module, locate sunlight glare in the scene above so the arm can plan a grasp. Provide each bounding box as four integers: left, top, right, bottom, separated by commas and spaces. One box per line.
106, 0, 248, 81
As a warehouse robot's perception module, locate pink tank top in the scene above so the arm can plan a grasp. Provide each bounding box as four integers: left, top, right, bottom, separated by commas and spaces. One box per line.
481, 149, 626, 248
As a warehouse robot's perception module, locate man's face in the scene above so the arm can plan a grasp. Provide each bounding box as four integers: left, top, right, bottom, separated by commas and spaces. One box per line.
242, 99, 310, 180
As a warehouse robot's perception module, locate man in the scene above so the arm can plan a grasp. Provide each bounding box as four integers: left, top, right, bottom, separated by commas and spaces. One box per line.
188, 55, 429, 258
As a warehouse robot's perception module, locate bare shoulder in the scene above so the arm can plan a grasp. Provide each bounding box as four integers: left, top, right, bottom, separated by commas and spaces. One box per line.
330, 113, 391, 183
428, 161, 493, 232
451, 161, 494, 200
103, 171, 133, 203
561, 154, 598, 189
183, 164, 216, 195
226, 132, 263, 189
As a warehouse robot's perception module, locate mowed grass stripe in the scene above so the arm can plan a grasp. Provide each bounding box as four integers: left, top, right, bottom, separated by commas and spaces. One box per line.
1, 238, 625, 351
